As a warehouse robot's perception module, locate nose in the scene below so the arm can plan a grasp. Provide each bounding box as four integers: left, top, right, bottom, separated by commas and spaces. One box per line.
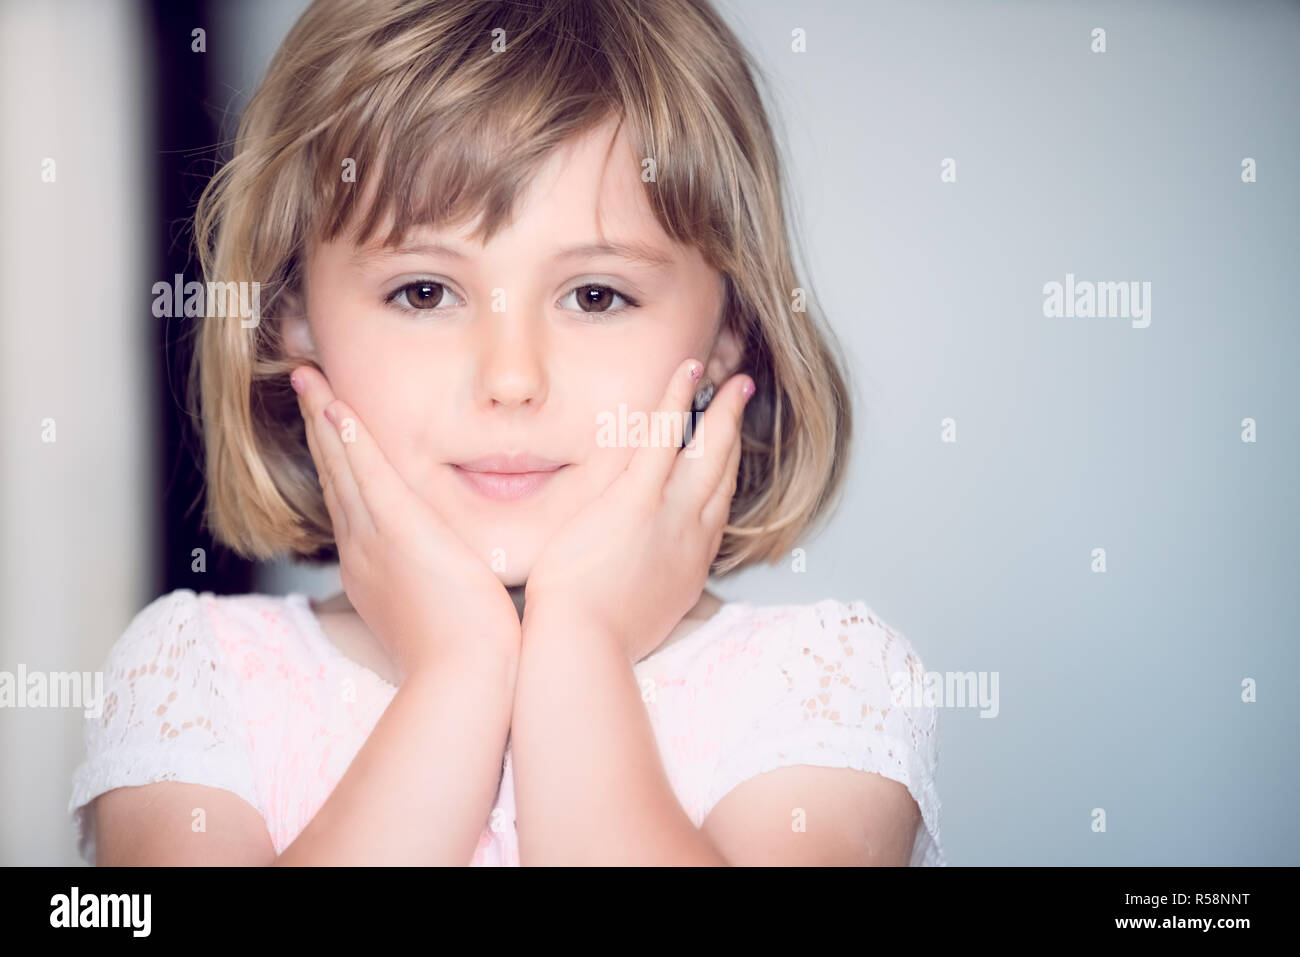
475, 305, 548, 411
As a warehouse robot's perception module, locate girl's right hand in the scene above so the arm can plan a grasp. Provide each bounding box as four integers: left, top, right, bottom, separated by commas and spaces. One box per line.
291, 364, 521, 681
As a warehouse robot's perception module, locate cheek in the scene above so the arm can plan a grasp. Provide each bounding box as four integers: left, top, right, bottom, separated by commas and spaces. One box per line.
586, 443, 635, 491
583, 351, 680, 414
577, 339, 700, 459
336, 369, 450, 485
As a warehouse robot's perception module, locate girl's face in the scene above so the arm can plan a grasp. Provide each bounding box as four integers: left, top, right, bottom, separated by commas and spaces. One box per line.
290, 116, 742, 584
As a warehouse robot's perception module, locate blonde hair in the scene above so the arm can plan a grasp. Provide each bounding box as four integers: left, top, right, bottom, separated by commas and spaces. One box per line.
191, 0, 854, 575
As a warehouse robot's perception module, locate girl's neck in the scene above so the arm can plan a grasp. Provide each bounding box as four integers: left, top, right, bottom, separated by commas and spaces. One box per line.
312, 583, 724, 627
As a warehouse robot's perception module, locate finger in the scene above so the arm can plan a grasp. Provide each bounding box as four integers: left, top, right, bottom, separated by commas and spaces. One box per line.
321, 470, 348, 543
625, 357, 702, 494
291, 369, 345, 539
292, 365, 368, 538
297, 372, 324, 479
701, 426, 743, 529
295, 370, 349, 541
665, 372, 753, 511
320, 396, 406, 528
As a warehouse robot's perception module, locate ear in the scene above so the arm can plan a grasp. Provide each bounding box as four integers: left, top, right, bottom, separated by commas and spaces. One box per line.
703, 275, 745, 385
277, 290, 316, 361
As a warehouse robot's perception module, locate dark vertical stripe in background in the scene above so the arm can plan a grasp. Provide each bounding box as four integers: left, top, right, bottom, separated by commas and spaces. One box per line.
147, 0, 253, 598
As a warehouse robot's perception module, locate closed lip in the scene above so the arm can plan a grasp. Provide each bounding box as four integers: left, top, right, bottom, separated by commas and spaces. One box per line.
453, 453, 567, 474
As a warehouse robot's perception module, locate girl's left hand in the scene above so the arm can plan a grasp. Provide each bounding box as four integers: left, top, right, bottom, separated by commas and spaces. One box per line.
523, 358, 754, 663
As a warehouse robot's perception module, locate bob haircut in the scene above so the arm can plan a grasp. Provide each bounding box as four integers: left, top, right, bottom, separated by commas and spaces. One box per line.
191, 0, 854, 576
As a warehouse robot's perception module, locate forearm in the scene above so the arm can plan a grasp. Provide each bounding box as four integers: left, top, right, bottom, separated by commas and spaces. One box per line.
275, 647, 517, 866
510, 612, 728, 865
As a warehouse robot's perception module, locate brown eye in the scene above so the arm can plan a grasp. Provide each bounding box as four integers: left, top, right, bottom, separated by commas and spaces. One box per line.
398, 280, 446, 310
575, 284, 618, 313
561, 282, 640, 318
386, 279, 462, 314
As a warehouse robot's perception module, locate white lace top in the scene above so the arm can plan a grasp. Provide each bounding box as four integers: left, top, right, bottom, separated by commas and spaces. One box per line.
68, 589, 945, 865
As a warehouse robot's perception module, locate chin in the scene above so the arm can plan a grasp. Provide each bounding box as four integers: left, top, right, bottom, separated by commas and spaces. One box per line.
454, 523, 545, 585
498, 570, 529, 589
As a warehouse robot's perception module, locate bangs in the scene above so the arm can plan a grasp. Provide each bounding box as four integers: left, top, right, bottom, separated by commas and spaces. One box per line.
299, 0, 744, 264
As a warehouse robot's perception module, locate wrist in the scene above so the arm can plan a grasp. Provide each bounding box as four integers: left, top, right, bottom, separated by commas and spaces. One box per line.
522, 601, 631, 663
405, 634, 519, 689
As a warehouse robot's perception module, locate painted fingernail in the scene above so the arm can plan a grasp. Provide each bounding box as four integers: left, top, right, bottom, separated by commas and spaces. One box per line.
323, 403, 339, 425
742, 378, 755, 400
689, 362, 702, 380
290, 371, 304, 394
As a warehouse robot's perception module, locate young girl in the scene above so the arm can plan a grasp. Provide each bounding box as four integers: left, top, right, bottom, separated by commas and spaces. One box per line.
69, 0, 944, 866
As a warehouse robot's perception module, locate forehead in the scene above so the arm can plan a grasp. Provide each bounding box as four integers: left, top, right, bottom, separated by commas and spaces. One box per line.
527, 117, 652, 229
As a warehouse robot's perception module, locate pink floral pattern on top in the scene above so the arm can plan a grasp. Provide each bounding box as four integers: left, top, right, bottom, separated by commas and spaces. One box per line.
69, 589, 945, 865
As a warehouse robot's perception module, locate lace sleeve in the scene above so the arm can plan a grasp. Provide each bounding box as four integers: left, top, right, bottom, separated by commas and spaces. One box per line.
67, 589, 263, 864
702, 599, 945, 865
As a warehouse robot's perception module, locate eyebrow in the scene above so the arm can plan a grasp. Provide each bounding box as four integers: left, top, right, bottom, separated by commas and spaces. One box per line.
350, 239, 676, 270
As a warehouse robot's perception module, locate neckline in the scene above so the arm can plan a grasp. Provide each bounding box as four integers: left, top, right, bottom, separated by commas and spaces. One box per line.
637, 600, 748, 665
284, 592, 400, 691
283, 592, 748, 685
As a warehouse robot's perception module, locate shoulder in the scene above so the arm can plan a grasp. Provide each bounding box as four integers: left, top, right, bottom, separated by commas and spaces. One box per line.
94, 588, 308, 678
81, 587, 293, 748
701, 597, 933, 716
90, 587, 336, 739
93, 588, 210, 686
698, 597, 945, 865
69, 588, 284, 862
109, 586, 203, 647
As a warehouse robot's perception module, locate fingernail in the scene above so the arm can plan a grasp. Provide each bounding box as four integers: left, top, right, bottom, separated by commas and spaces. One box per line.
290, 371, 304, 394
689, 362, 702, 380
742, 378, 755, 400
323, 403, 339, 425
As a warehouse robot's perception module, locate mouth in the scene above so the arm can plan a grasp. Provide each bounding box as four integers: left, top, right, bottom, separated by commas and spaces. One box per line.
451, 453, 568, 502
